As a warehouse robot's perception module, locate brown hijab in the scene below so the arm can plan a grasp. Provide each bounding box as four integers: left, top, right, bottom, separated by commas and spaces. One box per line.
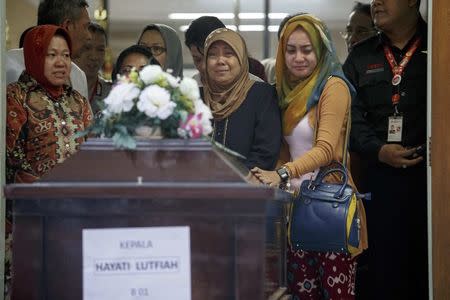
203, 28, 255, 120
23, 25, 72, 98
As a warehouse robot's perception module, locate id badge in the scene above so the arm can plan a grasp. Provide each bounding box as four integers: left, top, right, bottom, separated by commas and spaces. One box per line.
387, 115, 403, 142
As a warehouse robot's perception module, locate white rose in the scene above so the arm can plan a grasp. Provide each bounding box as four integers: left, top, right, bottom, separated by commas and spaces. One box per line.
179, 77, 200, 101
156, 101, 177, 120
194, 99, 213, 121
103, 82, 140, 114
201, 118, 213, 136
194, 99, 213, 135
137, 85, 176, 120
163, 72, 180, 88
139, 64, 164, 85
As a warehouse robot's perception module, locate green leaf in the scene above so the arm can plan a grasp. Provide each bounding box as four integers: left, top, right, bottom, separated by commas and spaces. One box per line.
112, 132, 136, 149
114, 124, 129, 135
160, 114, 181, 138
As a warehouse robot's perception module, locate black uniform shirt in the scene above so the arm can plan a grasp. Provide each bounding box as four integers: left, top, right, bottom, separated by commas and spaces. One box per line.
343, 18, 427, 162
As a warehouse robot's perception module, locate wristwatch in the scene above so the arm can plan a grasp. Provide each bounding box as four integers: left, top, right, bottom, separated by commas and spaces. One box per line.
276, 166, 290, 182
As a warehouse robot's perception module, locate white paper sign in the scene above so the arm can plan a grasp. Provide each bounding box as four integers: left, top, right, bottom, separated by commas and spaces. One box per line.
82, 226, 191, 300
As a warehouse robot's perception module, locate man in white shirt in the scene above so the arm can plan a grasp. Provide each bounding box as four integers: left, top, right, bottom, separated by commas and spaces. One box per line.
6, 0, 91, 99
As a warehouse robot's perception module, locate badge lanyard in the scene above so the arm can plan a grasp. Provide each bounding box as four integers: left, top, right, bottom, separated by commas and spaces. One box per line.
383, 37, 421, 142
383, 37, 422, 110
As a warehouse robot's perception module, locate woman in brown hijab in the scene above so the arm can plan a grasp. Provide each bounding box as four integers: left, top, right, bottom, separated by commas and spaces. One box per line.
202, 28, 281, 170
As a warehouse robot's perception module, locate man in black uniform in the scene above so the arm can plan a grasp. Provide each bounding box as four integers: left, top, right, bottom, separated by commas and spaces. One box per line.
343, 0, 428, 299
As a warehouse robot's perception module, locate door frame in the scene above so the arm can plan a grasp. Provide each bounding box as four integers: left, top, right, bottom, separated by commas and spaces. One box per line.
1, 0, 7, 297
1, 0, 448, 298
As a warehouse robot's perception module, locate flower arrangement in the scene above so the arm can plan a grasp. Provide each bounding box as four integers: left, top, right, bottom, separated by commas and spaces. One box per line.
88, 65, 213, 149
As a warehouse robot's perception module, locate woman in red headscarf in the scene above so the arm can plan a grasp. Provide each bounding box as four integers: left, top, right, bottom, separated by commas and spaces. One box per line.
4, 24, 93, 298
6, 25, 93, 184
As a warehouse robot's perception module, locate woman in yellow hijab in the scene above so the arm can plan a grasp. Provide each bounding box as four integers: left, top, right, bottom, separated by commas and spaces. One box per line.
252, 14, 367, 299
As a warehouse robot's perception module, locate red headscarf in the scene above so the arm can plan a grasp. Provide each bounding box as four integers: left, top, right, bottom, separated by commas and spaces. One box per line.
23, 25, 72, 98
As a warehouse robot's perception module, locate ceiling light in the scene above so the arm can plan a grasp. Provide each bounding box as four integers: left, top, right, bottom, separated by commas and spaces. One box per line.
268, 25, 279, 32
237, 25, 279, 32
237, 13, 288, 19
169, 13, 234, 20
268, 13, 288, 19
238, 13, 265, 19
238, 25, 265, 31
170, 12, 288, 20
179, 24, 237, 32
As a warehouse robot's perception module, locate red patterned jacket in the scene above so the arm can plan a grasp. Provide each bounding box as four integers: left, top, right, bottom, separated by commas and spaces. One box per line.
6, 72, 93, 183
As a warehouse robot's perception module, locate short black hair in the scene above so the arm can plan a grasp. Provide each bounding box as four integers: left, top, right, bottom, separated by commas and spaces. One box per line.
352, 2, 371, 17
112, 44, 160, 82
19, 26, 35, 48
89, 22, 108, 44
37, 0, 89, 25
184, 16, 225, 52
248, 57, 267, 82
277, 12, 307, 39
416, 0, 421, 11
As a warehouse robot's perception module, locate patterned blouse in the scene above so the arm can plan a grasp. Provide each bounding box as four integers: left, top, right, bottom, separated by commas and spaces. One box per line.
6, 72, 93, 183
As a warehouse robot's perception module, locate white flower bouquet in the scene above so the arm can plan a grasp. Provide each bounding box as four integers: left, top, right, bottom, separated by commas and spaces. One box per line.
87, 65, 213, 149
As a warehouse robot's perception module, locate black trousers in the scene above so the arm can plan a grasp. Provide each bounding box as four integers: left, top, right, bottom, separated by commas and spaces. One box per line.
357, 162, 428, 300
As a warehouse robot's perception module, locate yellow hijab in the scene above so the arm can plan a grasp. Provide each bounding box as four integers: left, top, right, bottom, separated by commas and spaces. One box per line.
276, 14, 331, 135
203, 28, 255, 120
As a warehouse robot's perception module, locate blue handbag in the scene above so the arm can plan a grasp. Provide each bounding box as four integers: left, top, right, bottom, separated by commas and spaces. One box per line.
288, 162, 368, 254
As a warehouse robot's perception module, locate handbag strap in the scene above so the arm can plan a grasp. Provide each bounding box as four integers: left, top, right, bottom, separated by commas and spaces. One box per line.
313, 76, 352, 166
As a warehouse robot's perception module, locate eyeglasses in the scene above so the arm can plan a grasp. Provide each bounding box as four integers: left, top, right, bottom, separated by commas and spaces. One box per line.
340, 28, 377, 40
139, 45, 166, 56
148, 45, 166, 56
